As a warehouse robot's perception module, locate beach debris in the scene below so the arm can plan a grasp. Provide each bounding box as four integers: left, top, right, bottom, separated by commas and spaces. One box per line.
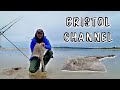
2, 67, 22, 76
12, 67, 22, 70
62, 55, 115, 72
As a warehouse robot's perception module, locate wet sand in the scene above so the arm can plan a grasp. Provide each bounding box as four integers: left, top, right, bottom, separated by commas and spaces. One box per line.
0, 66, 119, 79
0, 67, 50, 79
0, 66, 106, 79
0, 48, 120, 79
0, 55, 116, 79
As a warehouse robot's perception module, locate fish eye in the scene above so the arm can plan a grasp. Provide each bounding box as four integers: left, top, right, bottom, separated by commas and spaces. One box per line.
73, 61, 77, 65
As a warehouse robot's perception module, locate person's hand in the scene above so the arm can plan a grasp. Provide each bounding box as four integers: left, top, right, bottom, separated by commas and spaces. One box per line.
40, 42, 45, 47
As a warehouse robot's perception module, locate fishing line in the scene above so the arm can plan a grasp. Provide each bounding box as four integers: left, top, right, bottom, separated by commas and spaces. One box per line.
2, 34, 29, 59
0, 16, 29, 60
0, 16, 21, 30
0, 16, 23, 36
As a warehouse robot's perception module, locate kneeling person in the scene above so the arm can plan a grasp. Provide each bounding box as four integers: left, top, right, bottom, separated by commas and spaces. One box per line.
29, 29, 53, 73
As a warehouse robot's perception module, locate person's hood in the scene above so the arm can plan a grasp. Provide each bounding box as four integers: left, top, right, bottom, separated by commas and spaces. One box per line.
35, 29, 45, 43
35, 29, 44, 38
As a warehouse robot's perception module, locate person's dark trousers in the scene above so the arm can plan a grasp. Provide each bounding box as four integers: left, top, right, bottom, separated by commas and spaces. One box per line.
41, 50, 53, 72
29, 50, 53, 73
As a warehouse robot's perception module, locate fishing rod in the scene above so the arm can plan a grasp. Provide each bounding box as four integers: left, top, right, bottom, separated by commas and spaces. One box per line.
0, 17, 21, 48
0, 16, 21, 30
2, 34, 29, 59
0, 16, 23, 36
0, 16, 29, 60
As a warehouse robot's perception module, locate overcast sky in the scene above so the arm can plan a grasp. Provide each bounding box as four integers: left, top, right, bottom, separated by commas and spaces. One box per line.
0, 11, 120, 47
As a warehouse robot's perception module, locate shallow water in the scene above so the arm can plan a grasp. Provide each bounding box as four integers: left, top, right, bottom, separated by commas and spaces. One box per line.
0, 48, 120, 79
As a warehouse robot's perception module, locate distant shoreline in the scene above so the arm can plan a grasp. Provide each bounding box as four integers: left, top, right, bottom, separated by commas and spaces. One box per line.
53, 47, 120, 50
1, 47, 120, 50
0, 48, 29, 50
